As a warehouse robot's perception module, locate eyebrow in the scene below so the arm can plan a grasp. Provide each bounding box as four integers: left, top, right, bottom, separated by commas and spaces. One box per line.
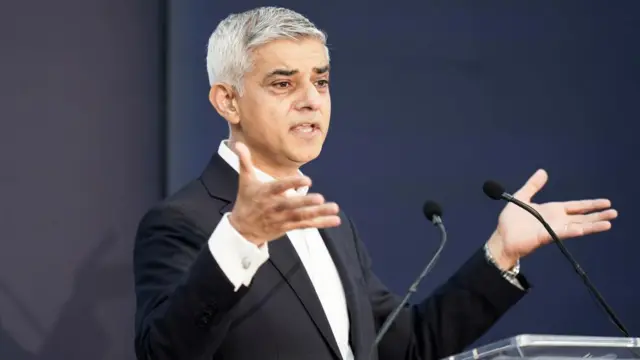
264, 65, 330, 79
314, 65, 330, 74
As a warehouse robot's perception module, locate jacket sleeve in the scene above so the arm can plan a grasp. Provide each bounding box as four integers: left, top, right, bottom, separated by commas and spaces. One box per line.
133, 205, 248, 360
349, 217, 530, 360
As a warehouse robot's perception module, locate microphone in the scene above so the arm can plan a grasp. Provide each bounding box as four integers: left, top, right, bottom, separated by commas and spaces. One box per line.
482, 180, 630, 337
370, 201, 448, 359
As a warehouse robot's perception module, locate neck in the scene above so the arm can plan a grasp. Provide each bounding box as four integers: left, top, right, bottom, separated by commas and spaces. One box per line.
227, 138, 300, 179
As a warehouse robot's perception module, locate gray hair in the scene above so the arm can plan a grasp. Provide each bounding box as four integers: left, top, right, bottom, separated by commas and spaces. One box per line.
206, 7, 329, 94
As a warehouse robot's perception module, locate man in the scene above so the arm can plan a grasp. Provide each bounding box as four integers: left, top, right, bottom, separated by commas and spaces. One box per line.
133, 6, 617, 360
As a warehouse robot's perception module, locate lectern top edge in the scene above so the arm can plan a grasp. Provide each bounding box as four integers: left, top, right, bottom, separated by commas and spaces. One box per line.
444, 334, 640, 360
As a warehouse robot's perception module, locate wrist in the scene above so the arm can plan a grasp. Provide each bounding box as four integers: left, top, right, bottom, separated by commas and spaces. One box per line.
486, 231, 519, 271
228, 213, 265, 247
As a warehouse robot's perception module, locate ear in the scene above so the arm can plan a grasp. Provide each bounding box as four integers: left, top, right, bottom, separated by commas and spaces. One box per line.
209, 83, 240, 125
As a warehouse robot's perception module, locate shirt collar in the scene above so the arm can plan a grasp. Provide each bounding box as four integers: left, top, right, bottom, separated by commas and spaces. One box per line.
217, 140, 309, 196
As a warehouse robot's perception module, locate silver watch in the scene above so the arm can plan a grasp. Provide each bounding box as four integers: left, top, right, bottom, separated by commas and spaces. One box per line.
484, 243, 520, 279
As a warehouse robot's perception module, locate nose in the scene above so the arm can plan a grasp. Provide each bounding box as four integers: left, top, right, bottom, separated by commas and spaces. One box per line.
295, 83, 322, 111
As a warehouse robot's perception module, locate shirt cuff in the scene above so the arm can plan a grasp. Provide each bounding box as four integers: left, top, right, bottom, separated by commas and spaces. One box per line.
208, 213, 270, 291
503, 275, 524, 290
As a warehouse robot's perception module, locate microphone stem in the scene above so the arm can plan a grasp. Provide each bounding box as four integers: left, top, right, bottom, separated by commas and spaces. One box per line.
506, 195, 630, 337
370, 216, 447, 359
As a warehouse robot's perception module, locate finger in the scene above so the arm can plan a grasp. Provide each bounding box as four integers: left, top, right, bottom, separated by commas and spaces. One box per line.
560, 221, 612, 238
272, 193, 325, 212
281, 215, 342, 232
572, 209, 618, 223
581, 221, 613, 236
281, 202, 339, 223
267, 176, 312, 195
514, 169, 548, 202
235, 142, 256, 180
564, 199, 612, 214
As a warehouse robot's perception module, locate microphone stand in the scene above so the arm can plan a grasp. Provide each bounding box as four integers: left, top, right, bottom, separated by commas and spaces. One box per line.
369, 214, 448, 360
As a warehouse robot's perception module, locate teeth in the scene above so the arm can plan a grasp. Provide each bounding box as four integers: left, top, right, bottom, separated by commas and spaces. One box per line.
292, 124, 314, 132
296, 126, 313, 132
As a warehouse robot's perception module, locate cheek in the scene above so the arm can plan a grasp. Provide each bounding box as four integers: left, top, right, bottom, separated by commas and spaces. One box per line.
244, 98, 289, 138
321, 98, 331, 121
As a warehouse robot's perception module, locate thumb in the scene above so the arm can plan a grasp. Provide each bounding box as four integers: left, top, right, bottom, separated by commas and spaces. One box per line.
234, 142, 256, 181
514, 169, 548, 202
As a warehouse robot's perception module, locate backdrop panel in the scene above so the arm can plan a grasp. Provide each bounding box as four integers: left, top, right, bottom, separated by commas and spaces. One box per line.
168, 0, 640, 347
0, 1, 164, 359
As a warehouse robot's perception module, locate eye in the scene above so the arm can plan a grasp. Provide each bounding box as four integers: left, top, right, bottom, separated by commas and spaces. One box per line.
272, 81, 291, 89
316, 79, 329, 88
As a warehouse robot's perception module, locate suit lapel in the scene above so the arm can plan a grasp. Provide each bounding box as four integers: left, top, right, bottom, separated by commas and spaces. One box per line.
201, 153, 343, 359
202, 152, 370, 358
320, 226, 365, 359
268, 237, 343, 359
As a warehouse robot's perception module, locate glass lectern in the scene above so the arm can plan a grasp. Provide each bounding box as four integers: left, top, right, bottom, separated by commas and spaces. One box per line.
445, 335, 640, 360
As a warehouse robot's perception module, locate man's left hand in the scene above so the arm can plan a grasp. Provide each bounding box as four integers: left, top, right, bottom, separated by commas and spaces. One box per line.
486, 169, 618, 271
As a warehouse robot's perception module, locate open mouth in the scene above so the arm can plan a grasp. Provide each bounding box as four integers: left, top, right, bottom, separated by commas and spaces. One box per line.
290, 122, 321, 139
290, 123, 319, 133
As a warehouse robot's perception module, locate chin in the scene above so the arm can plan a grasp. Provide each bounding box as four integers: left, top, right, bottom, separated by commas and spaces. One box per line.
287, 145, 323, 165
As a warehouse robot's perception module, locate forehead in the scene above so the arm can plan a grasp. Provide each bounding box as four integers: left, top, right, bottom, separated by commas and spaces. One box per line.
249, 38, 328, 75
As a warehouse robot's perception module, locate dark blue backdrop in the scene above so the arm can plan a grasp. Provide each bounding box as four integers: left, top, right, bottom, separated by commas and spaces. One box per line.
168, 1, 640, 346
5, 2, 636, 359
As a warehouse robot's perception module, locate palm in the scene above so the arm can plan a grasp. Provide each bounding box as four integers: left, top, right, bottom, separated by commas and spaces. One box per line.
495, 169, 617, 259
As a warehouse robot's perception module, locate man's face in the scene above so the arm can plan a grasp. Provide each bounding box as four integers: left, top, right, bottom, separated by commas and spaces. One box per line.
234, 38, 331, 170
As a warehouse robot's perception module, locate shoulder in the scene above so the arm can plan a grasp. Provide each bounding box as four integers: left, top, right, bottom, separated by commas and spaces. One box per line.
332, 204, 356, 235
333, 207, 371, 261
136, 177, 227, 240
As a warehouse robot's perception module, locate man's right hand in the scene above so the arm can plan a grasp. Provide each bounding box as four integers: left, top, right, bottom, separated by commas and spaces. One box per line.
228, 142, 341, 246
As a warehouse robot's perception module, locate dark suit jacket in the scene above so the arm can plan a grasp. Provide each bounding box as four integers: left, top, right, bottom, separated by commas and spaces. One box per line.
133, 153, 529, 360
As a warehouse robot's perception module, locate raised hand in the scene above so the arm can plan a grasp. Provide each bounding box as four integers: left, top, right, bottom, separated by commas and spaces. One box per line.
486, 169, 618, 269
228, 142, 341, 246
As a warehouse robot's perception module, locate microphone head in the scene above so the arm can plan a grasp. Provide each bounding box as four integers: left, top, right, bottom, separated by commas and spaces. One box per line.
423, 200, 443, 221
483, 180, 506, 200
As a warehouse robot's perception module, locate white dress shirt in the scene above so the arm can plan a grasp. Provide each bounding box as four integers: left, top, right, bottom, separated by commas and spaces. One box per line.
208, 140, 354, 360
